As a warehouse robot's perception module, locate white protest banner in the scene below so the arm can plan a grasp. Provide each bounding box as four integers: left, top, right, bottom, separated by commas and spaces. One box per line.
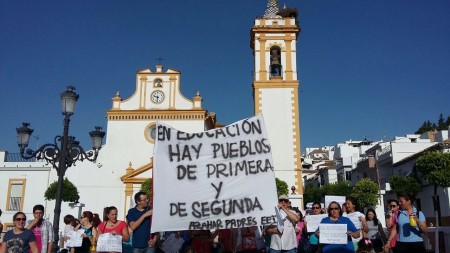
319, 224, 347, 244
344, 212, 364, 229
305, 214, 327, 232
325, 195, 346, 208
152, 115, 278, 232
96, 233, 123, 252
65, 230, 83, 247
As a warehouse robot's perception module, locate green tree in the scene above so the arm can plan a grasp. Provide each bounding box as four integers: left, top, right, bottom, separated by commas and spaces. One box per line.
389, 175, 421, 198
415, 120, 435, 134
276, 177, 289, 196
303, 184, 322, 207
350, 178, 379, 209
416, 151, 450, 225
437, 114, 446, 130
320, 181, 353, 198
141, 178, 153, 199
44, 178, 79, 202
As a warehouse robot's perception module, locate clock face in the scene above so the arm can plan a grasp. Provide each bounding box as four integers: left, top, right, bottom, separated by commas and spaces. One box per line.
151, 90, 165, 104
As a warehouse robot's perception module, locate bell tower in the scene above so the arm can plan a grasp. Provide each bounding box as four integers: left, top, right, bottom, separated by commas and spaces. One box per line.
251, 0, 303, 203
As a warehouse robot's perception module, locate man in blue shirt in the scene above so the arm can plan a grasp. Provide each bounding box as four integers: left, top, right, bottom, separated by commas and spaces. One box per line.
127, 192, 159, 253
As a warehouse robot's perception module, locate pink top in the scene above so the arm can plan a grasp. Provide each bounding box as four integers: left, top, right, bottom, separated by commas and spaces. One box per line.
98, 221, 127, 235
296, 221, 305, 242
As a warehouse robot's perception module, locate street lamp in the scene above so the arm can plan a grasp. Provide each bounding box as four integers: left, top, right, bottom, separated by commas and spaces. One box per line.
16, 86, 105, 253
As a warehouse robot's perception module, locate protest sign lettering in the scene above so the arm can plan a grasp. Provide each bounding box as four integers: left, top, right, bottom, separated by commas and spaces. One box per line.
96, 233, 122, 252
319, 224, 347, 244
152, 115, 278, 232
305, 214, 327, 232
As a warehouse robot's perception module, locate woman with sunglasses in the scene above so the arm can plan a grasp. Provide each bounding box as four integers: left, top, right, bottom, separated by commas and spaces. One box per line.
74, 211, 101, 253
385, 199, 400, 253
303, 201, 324, 253
315, 201, 359, 253
0, 212, 38, 253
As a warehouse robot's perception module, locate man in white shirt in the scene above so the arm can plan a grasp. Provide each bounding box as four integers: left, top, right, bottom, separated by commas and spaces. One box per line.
265, 194, 299, 253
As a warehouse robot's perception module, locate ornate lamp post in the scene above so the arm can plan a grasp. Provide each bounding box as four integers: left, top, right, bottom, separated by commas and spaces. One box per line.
16, 86, 105, 252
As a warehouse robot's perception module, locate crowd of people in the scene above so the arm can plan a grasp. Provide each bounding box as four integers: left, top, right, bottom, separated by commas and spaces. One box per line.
0, 192, 429, 253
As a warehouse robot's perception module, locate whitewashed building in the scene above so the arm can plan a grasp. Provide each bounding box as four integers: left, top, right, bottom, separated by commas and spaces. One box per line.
1, 0, 305, 233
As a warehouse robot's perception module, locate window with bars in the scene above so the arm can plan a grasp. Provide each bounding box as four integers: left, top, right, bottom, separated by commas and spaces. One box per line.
7, 179, 25, 211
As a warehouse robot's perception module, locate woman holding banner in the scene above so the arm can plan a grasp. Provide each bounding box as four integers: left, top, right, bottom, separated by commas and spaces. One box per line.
97, 206, 130, 252
315, 201, 360, 253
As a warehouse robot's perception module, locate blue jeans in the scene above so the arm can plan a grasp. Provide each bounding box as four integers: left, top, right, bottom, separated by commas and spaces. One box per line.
270, 249, 297, 253
133, 247, 156, 253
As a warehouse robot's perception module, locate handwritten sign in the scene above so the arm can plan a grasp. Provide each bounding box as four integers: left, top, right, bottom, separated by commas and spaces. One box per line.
325, 195, 346, 208
152, 115, 278, 232
319, 224, 347, 244
65, 230, 83, 248
344, 212, 364, 230
305, 214, 327, 232
96, 233, 123, 252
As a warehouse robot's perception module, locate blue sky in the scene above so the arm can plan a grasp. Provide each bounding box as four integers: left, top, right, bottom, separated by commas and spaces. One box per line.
1, 0, 449, 154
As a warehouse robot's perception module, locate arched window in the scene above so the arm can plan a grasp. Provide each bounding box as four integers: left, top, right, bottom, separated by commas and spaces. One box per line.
269, 46, 282, 77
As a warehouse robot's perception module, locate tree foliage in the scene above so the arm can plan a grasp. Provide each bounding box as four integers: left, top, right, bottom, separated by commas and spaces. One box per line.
141, 178, 153, 199
389, 175, 421, 198
416, 151, 450, 188
44, 178, 79, 202
276, 177, 289, 196
303, 184, 322, 206
320, 181, 353, 198
415, 114, 450, 134
350, 179, 379, 209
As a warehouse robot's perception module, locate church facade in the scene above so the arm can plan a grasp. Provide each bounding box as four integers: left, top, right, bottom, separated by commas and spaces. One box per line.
0, 0, 302, 231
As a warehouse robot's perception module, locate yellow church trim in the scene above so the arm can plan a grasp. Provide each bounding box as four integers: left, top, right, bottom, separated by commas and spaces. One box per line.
285, 40, 293, 81
253, 81, 298, 88
259, 36, 267, 81
121, 161, 153, 220
107, 110, 207, 121
290, 89, 303, 199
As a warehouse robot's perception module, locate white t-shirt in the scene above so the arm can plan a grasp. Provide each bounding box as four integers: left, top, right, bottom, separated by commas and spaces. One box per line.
344, 211, 365, 243
270, 209, 297, 250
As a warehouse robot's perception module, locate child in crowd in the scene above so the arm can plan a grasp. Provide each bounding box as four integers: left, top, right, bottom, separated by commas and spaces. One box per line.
357, 238, 375, 253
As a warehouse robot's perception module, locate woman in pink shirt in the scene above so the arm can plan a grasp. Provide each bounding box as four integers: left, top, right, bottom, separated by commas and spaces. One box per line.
97, 206, 130, 252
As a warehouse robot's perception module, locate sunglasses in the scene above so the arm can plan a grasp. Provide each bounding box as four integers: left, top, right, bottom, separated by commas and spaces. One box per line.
279, 199, 289, 203
329, 207, 339, 211
15, 218, 26, 221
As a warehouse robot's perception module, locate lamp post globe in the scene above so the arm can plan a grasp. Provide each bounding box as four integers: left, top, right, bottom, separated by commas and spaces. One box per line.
16, 86, 104, 253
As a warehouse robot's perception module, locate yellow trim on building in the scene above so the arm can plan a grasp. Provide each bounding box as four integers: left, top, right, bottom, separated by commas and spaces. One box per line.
291, 89, 303, 199
107, 110, 207, 121
253, 80, 298, 89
